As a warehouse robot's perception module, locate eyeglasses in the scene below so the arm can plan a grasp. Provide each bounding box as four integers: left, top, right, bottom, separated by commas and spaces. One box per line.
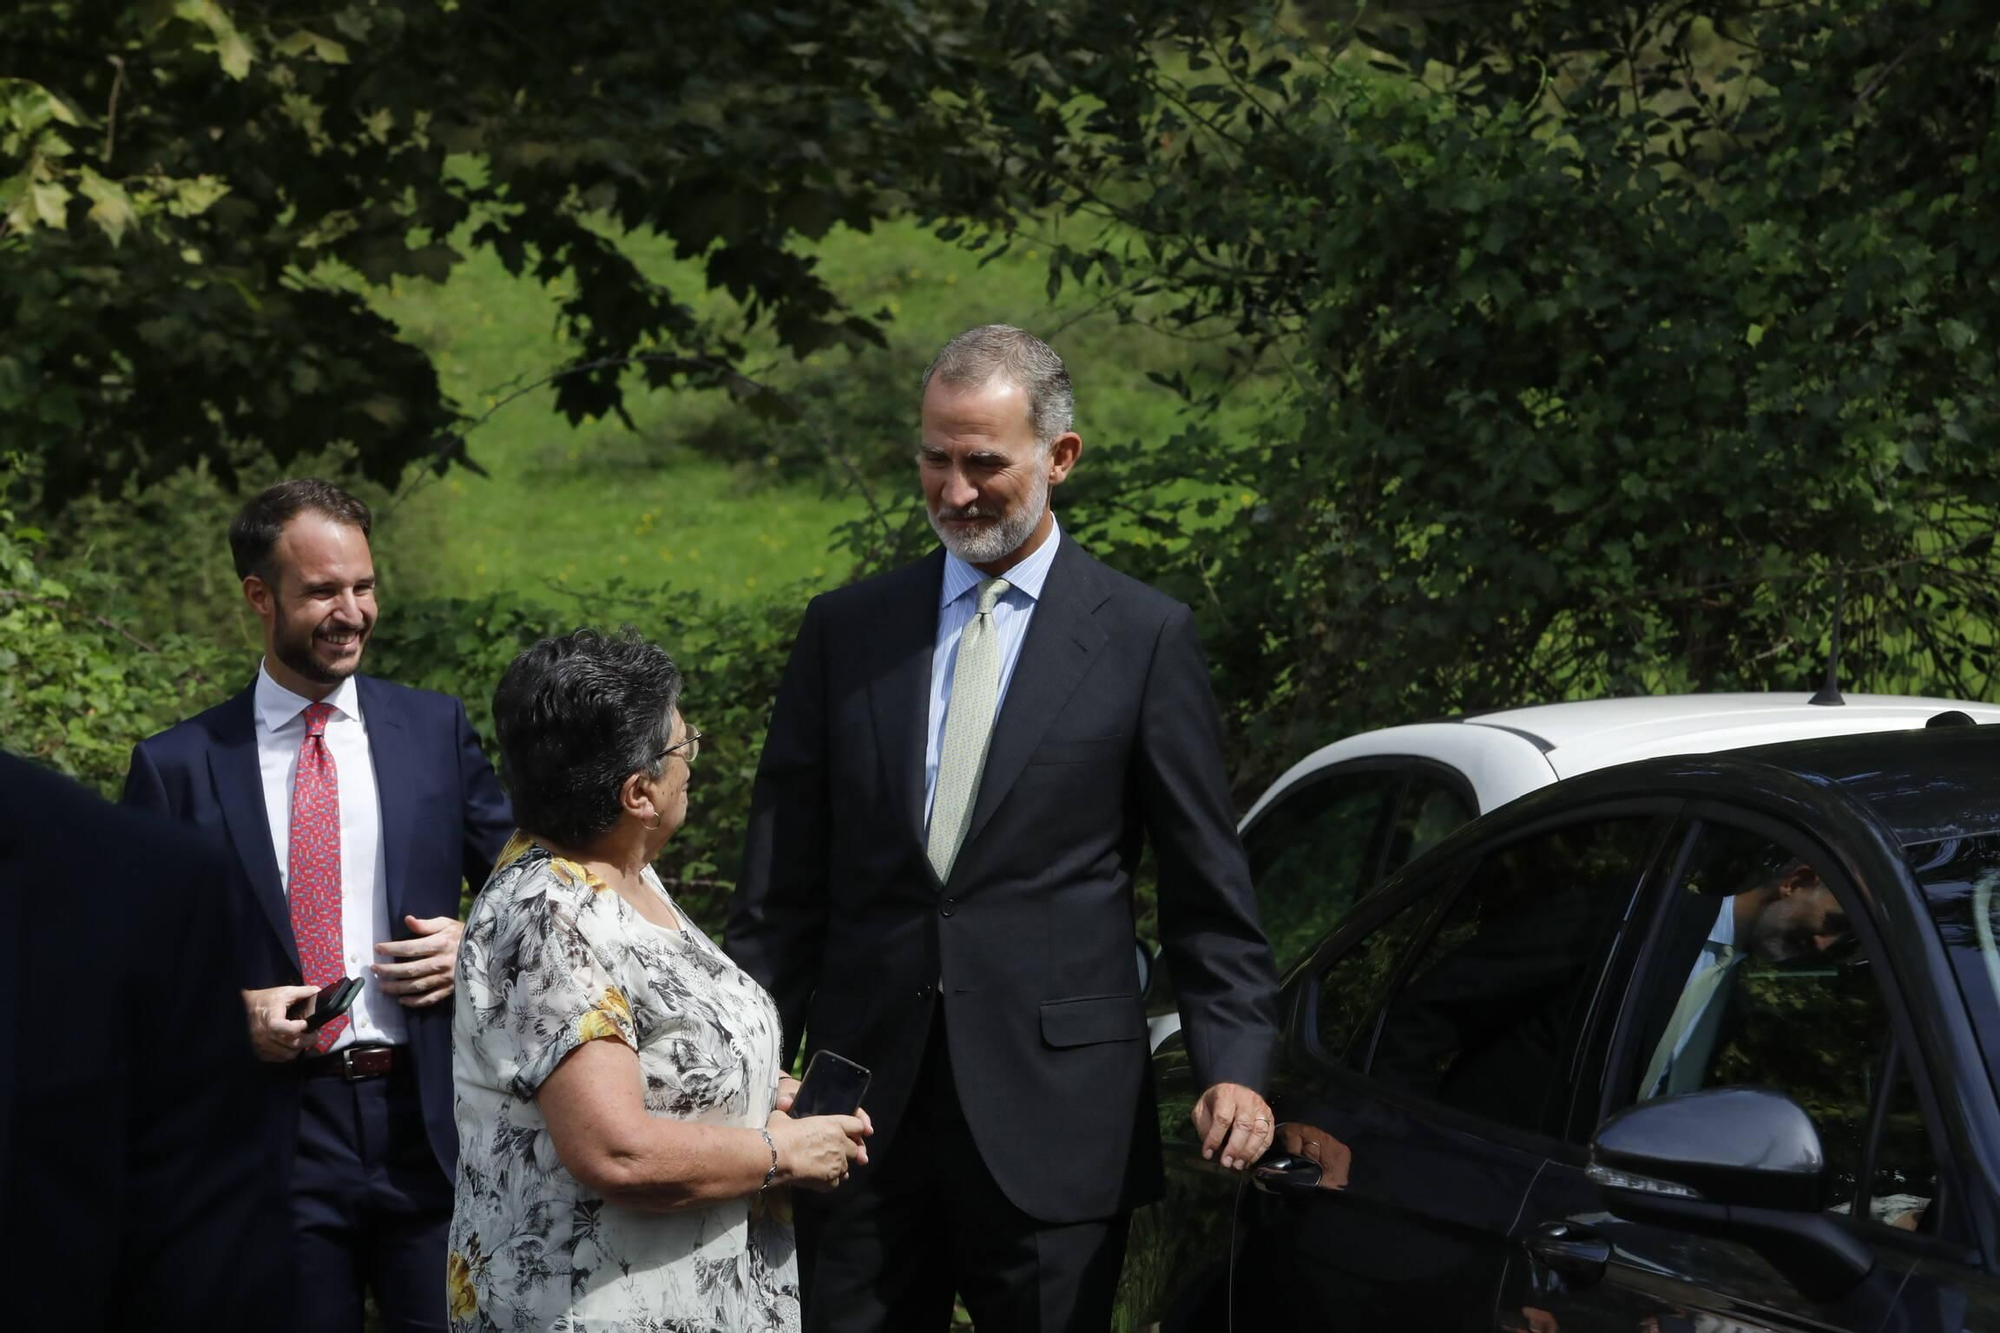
656, 729, 703, 769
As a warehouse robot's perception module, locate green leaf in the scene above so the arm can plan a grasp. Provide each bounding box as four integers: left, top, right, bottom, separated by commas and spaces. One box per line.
28, 179, 69, 228
78, 169, 136, 246
272, 29, 349, 63
164, 175, 230, 217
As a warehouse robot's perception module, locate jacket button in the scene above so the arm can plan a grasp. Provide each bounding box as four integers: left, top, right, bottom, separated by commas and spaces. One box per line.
940, 898, 956, 917
916, 984, 932, 1000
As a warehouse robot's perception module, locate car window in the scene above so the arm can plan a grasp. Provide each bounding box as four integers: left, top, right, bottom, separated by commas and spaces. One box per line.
1312, 886, 1446, 1068
1910, 835, 2000, 1114
1383, 770, 1476, 878
1368, 817, 1659, 1137
1243, 769, 1395, 970
1623, 822, 1937, 1229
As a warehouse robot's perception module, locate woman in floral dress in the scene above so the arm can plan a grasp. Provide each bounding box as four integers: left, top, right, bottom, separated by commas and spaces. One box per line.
449, 630, 868, 1331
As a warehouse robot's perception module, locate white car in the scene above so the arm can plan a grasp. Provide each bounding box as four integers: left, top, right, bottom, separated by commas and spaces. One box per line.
1148, 692, 2000, 1048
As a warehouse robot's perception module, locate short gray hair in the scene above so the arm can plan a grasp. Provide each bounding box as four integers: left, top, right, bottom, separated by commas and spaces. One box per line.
920, 324, 1074, 450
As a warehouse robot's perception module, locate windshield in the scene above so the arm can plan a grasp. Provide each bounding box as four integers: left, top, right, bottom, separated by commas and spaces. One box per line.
1908, 834, 2000, 1092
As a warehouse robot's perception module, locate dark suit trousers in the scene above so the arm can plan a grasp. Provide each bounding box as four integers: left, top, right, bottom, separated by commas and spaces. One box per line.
292, 1063, 453, 1333
797, 1007, 1131, 1333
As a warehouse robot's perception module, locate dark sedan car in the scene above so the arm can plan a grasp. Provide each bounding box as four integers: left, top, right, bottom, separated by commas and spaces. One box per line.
1125, 725, 2000, 1332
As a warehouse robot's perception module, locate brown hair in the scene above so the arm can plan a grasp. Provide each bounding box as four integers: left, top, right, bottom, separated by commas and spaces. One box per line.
228, 478, 372, 582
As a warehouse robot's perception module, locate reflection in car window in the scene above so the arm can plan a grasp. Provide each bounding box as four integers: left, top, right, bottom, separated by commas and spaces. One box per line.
1384, 772, 1475, 878
1370, 818, 1657, 1137
1629, 824, 1933, 1226
1912, 834, 2000, 1096
1313, 889, 1441, 1068
1242, 771, 1393, 970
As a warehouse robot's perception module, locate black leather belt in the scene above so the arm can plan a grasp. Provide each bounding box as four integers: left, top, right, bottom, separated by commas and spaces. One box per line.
301, 1043, 406, 1082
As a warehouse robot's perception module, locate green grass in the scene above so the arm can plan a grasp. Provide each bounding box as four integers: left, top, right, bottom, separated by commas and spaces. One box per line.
365, 216, 1263, 606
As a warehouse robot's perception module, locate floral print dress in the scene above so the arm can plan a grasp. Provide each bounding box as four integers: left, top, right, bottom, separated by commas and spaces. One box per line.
448, 837, 798, 1332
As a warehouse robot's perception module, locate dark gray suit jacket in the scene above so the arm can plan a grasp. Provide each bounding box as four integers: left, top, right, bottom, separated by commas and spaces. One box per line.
728, 535, 1279, 1223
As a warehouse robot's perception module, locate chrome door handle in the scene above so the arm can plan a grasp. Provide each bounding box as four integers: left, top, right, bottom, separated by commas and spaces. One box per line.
1524, 1220, 1611, 1284
1251, 1152, 1323, 1196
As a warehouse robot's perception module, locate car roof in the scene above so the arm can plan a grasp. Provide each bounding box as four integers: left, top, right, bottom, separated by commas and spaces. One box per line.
1243, 692, 2000, 830
1467, 692, 2000, 779
1725, 724, 2000, 845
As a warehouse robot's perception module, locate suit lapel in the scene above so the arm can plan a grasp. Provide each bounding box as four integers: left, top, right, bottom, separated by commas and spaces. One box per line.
207, 687, 301, 971
359, 676, 416, 926
957, 537, 1108, 862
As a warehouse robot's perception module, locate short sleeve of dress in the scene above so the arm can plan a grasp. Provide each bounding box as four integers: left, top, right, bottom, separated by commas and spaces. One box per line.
497, 865, 641, 1102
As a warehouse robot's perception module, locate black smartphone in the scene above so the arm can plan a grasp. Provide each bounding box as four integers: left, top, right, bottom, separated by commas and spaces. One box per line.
299, 976, 363, 1031
791, 1049, 871, 1118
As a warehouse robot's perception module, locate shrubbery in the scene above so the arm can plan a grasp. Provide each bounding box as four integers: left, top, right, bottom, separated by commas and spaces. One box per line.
0, 509, 241, 787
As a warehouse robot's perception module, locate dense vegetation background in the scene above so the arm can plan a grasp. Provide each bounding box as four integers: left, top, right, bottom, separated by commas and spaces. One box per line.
6, 0, 2000, 934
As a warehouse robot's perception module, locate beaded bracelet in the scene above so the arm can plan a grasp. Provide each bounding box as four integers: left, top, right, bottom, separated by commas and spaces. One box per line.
757, 1128, 780, 1192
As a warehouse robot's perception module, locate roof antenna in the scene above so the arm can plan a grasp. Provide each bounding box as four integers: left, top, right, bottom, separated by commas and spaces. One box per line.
1809, 570, 1846, 707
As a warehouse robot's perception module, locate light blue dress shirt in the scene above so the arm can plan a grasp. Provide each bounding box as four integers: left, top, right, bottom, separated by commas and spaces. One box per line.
923, 514, 1063, 828
1656, 899, 1741, 1086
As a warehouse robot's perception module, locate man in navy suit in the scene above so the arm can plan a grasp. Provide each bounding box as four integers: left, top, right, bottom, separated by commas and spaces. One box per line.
124, 478, 512, 1333
1, 750, 293, 1330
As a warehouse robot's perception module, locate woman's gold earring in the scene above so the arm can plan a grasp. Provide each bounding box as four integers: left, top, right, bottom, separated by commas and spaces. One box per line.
645, 811, 664, 831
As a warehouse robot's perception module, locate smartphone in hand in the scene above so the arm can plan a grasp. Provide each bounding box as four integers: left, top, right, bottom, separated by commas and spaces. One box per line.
791, 1050, 871, 1118
294, 976, 363, 1031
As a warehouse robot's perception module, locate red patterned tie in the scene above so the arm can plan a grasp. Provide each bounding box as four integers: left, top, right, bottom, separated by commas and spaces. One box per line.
290, 701, 349, 1053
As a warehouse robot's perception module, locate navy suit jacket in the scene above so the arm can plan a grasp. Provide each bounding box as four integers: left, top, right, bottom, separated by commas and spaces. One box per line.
1, 751, 293, 1329
122, 674, 513, 1181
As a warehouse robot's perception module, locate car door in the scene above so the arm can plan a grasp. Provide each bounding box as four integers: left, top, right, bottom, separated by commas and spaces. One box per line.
1125, 765, 1482, 1323
1504, 811, 1963, 1333
1224, 805, 1677, 1331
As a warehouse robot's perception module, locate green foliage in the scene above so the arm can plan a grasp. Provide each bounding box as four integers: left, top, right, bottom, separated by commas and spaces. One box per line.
14, 0, 2000, 925
0, 0, 1207, 508
996, 0, 2000, 779
0, 503, 239, 787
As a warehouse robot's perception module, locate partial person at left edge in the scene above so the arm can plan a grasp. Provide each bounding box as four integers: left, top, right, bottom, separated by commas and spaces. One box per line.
0, 751, 293, 1330
122, 478, 513, 1333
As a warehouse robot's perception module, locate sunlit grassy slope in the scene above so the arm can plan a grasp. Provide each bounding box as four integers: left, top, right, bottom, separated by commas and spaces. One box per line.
366, 217, 1260, 605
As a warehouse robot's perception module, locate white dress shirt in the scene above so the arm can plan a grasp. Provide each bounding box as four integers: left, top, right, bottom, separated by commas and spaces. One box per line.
254, 662, 405, 1050
924, 513, 1064, 828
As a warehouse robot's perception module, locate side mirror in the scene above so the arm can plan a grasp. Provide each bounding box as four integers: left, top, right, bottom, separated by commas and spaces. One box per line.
1134, 938, 1158, 1003
1594, 1086, 1824, 1211
1589, 1088, 1874, 1303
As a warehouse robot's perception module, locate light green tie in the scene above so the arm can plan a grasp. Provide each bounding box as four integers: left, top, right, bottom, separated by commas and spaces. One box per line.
927, 577, 1011, 882
1640, 941, 1741, 1099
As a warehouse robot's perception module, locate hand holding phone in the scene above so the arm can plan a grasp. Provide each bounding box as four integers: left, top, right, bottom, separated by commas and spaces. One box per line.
293, 976, 363, 1031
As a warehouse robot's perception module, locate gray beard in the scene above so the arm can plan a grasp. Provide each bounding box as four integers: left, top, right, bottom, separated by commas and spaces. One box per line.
930, 466, 1049, 564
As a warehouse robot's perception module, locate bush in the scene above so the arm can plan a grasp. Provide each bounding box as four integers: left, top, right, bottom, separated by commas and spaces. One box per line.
371, 583, 808, 926
0, 507, 241, 790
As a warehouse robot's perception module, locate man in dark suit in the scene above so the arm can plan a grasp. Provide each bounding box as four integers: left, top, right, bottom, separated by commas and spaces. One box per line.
728, 325, 1281, 1331
123, 479, 512, 1333
0, 750, 293, 1330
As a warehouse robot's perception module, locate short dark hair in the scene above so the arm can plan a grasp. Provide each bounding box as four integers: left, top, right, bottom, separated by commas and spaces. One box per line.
229, 478, 373, 582
492, 628, 684, 849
